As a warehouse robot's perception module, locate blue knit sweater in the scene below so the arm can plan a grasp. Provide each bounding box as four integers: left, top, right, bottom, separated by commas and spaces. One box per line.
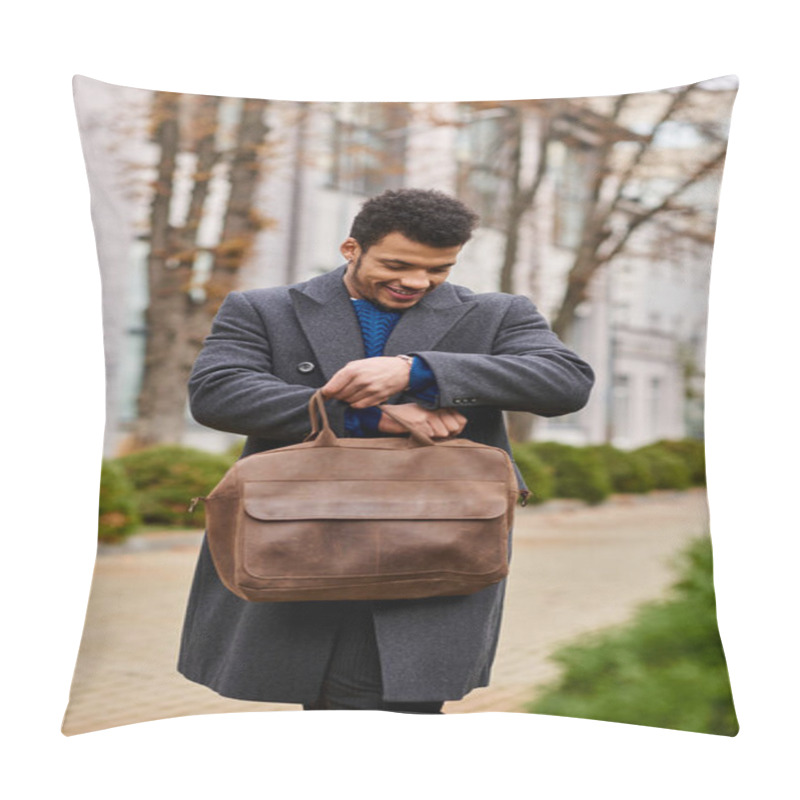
344, 299, 438, 436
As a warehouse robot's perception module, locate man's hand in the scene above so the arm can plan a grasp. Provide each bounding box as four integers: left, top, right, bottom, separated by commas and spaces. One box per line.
377, 403, 467, 439
321, 357, 412, 409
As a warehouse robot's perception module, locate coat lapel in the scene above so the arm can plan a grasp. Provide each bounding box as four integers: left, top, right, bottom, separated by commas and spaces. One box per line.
290, 266, 364, 382
383, 281, 477, 356
291, 267, 477, 380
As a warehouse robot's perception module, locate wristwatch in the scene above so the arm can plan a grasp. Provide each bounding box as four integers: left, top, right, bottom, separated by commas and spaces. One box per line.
396, 354, 414, 390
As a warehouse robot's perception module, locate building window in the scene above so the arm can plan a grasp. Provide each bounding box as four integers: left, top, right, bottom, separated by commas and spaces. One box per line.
329, 103, 408, 196
612, 301, 631, 326
649, 376, 663, 436
454, 106, 514, 228
612, 374, 631, 441
552, 141, 598, 250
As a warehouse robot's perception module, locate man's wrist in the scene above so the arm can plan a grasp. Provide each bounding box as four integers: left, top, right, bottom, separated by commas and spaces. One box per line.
395, 354, 414, 390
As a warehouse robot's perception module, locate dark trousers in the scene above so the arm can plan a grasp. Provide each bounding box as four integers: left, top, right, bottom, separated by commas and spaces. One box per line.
302, 603, 443, 714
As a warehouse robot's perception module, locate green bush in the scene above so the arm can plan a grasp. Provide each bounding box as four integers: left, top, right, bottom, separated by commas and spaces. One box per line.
225, 438, 246, 462
588, 444, 655, 494
651, 439, 706, 485
526, 535, 738, 735
511, 444, 555, 505
634, 444, 691, 490
531, 442, 612, 505
98, 459, 140, 542
117, 445, 232, 528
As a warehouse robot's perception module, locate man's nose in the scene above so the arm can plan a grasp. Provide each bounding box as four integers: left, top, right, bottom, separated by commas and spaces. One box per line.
400, 271, 430, 289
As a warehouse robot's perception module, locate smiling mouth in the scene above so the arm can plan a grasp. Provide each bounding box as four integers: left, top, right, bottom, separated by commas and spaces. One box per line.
384, 285, 425, 299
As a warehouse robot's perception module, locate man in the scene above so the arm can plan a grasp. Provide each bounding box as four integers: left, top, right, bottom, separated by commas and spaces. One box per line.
178, 188, 594, 713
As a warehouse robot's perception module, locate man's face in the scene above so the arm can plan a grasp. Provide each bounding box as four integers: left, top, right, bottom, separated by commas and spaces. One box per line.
341, 232, 461, 311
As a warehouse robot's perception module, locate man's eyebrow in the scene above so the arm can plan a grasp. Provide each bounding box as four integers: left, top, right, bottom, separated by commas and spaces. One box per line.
379, 258, 456, 268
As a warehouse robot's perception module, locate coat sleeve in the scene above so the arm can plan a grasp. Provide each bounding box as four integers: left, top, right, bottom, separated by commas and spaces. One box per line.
411, 294, 595, 417
188, 291, 346, 441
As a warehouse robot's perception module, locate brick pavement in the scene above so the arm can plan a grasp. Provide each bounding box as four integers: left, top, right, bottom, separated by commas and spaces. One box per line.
61, 489, 709, 735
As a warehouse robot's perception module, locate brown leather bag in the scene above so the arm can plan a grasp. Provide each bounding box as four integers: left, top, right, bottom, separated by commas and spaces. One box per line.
195, 390, 523, 602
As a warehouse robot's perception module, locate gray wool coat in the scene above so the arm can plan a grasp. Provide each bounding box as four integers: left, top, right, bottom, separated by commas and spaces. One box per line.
177, 265, 594, 704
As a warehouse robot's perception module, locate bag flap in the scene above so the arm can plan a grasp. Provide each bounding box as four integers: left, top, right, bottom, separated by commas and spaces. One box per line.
242, 480, 510, 521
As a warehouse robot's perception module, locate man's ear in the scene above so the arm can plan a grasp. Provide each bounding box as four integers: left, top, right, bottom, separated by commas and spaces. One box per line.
340, 237, 361, 263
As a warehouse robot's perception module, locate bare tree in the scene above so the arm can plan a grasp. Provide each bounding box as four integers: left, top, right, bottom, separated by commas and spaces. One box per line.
475, 82, 735, 440
131, 92, 271, 448
462, 83, 733, 340
548, 82, 734, 339
497, 102, 556, 295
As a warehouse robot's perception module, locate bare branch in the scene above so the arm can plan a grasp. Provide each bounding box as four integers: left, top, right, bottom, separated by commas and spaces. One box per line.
598, 144, 727, 266
605, 84, 694, 217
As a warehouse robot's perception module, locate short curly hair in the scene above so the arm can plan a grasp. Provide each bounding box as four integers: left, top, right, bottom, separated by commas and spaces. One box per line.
349, 189, 480, 252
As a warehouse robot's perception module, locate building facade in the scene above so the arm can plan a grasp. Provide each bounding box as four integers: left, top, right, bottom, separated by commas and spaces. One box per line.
76, 82, 725, 455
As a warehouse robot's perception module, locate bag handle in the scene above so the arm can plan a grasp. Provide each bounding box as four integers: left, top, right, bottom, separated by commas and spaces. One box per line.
379, 404, 436, 447
307, 390, 436, 447
306, 390, 338, 445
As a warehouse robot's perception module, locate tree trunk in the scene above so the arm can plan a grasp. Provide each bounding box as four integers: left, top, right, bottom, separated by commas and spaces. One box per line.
498, 111, 524, 295
550, 229, 608, 340
133, 91, 187, 446
497, 108, 554, 442
498, 108, 553, 295
204, 97, 270, 308
131, 93, 270, 449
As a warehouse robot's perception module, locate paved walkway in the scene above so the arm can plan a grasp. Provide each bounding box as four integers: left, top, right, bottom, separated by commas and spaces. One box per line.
61, 489, 709, 735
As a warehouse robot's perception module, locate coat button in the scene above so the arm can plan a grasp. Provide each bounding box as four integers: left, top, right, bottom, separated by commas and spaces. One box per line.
297, 362, 316, 374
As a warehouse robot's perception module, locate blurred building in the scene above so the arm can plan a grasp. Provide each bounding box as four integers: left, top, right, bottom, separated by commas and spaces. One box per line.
215, 99, 717, 451
75, 79, 727, 454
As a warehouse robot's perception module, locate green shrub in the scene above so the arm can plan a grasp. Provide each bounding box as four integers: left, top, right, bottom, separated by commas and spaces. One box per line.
98, 459, 140, 542
511, 444, 555, 504
651, 439, 706, 485
117, 445, 232, 528
588, 444, 655, 494
225, 438, 246, 462
634, 444, 691, 490
531, 442, 612, 505
526, 535, 738, 736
